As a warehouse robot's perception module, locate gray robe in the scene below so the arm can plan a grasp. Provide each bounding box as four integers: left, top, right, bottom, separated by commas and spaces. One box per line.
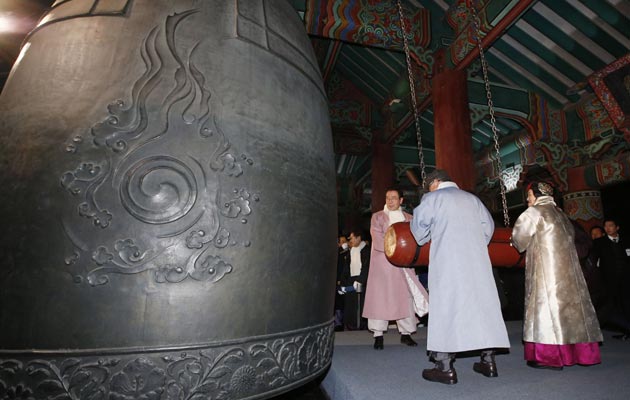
511, 196, 602, 344
411, 182, 510, 352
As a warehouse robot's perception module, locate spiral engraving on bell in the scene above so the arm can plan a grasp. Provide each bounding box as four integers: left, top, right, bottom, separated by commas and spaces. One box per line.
120, 156, 197, 224
57, 10, 259, 286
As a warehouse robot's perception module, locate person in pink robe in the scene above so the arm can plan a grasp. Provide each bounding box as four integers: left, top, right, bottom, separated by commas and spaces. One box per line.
362, 188, 429, 350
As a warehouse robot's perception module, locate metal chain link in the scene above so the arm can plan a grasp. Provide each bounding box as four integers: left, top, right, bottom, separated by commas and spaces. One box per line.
470, 1, 510, 227
396, 0, 427, 188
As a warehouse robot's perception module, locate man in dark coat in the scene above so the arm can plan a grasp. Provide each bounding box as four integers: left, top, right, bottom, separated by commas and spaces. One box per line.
591, 218, 630, 339
340, 229, 370, 330
335, 236, 350, 331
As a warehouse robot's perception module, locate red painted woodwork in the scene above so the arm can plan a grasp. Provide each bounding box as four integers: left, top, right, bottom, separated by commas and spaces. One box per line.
385, 222, 524, 268
371, 141, 395, 213
432, 67, 475, 191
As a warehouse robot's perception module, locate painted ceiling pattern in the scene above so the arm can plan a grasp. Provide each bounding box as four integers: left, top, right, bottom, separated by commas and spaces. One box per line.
291, 0, 630, 211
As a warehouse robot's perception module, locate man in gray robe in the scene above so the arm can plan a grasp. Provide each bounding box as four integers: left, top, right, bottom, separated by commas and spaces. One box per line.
411, 169, 510, 385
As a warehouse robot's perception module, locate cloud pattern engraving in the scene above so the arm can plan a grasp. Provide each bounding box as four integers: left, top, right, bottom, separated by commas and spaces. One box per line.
60, 10, 257, 286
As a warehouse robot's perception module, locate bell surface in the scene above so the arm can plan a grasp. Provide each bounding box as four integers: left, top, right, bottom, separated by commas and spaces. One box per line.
0, 1, 336, 399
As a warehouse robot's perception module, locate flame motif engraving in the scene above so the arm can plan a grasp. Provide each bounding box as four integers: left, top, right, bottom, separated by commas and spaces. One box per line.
60, 10, 257, 286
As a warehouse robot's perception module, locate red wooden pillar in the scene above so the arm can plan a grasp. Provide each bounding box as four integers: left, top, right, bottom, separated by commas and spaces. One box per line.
432, 65, 475, 191
371, 141, 395, 212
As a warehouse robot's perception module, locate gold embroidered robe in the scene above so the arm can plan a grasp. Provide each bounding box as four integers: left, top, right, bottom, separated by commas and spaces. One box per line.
511, 196, 602, 344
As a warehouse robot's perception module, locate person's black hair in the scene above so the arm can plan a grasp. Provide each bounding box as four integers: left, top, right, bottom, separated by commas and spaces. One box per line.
385, 187, 403, 198
603, 218, 619, 227
348, 228, 365, 240
424, 169, 452, 190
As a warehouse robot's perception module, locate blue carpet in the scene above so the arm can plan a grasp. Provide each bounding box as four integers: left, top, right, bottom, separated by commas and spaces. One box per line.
321, 321, 630, 400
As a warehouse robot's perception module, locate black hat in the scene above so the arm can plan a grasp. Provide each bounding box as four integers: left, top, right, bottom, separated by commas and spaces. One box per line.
424, 169, 451, 190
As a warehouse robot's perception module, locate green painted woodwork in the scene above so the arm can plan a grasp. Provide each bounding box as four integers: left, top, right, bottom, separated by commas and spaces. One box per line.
485, 0, 522, 26
582, 0, 630, 38
492, 40, 569, 102
423, 1, 455, 50
565, 109, 588, 144
506, 26, 585, 84
467, 80, 531, 115
393, 146, 436, 167
484, 52, 564, 110
522, 10, 604, 72
543, 1, 628, 58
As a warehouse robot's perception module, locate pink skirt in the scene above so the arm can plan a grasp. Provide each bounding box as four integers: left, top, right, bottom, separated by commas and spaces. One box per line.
524, 342, 601, 367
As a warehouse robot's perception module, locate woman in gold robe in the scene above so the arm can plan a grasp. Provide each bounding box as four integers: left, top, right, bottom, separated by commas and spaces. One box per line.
511, 182, 602, 370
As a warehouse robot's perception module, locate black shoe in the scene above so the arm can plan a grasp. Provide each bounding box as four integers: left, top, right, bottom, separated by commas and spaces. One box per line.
473, 361, 498, 377
334, 325, 344, 332
527, 361, 563, 370
373, 336, 384, 350
400, 334, 418, 347
612, 333, 630, 341
422, 367, 457, 385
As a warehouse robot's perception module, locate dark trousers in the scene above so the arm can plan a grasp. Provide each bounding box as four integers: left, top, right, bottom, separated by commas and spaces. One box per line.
344, 292, 366, 330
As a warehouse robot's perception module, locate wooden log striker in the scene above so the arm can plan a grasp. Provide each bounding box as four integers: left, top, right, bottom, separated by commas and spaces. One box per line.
384, 222, 524, 267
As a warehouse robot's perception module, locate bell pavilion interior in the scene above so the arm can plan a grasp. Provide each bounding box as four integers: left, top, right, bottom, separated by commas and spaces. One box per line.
2, 1, 629, 229
1, 1, 629, 400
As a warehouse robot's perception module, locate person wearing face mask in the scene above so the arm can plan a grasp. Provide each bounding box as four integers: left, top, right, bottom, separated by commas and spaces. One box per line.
512, 181, 602, 370
334, 236, 350, 332
363, 188, 429, 350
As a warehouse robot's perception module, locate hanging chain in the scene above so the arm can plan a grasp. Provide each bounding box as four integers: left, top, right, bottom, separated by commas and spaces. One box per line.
396, 0, 427, 188
470, 1, 510, 227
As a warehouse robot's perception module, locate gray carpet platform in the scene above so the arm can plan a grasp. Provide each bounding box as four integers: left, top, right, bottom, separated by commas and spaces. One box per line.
321, 321, 630, 400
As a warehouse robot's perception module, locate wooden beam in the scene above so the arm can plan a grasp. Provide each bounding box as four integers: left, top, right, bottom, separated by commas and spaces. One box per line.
385, 0, 536, 145
455, 0, 537, 70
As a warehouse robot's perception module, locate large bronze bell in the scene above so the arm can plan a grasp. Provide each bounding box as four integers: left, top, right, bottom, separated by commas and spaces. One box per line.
0, 1, 336, 398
